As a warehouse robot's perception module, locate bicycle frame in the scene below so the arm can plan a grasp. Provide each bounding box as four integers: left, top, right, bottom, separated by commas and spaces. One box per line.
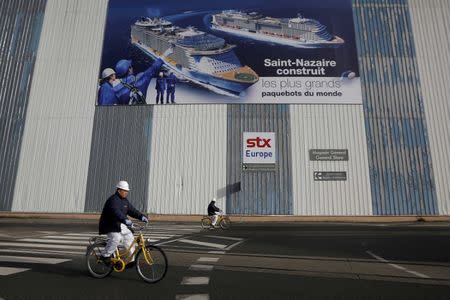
210, 214, 224, 222
110, 225, 153, 272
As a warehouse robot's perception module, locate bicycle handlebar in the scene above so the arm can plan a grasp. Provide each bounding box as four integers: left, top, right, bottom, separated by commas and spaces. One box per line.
127, 222, 148, 234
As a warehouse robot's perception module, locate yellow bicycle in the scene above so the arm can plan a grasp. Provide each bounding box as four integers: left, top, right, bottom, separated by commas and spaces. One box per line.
85, 223, 167, 283
201, 214, 231, 229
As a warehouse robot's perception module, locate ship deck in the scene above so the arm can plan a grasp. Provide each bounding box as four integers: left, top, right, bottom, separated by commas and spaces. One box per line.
213, 66, 259, 83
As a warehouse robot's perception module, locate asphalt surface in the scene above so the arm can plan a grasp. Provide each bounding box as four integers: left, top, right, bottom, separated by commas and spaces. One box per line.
0, 218, 449, 300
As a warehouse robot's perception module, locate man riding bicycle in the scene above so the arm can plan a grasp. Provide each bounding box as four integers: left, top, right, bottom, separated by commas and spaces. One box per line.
98, 180, 148, 266
207, 198, 222, 229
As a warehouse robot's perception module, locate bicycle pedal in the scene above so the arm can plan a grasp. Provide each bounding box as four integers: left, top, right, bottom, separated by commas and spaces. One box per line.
99, 256, 111, 265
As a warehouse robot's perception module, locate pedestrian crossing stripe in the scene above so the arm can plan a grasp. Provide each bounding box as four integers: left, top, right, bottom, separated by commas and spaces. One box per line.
0, 266, 31, 276
0, 255, 70, 264
0, 228, 199, 258
0, 226, 206, 277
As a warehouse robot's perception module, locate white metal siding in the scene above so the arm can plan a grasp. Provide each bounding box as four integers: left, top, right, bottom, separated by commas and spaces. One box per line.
290, 105, 372, 215
147, 105, 227, 215
12, 0, 107, 212
409, 0, 450, 215
0, 0, 46, 211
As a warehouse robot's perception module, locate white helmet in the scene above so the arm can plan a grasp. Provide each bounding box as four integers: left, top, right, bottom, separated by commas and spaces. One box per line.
159, 72, 163, 77
211, 197, 216, 202
116, 180, 130, 191
101, 68, 116, 79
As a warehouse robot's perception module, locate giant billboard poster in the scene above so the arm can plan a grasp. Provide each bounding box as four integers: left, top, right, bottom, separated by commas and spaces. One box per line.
97, 0, 361, 105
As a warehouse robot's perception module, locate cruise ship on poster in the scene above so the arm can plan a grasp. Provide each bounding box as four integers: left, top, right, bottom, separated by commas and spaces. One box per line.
130, 17, 259, 95
211, 10, 344, 48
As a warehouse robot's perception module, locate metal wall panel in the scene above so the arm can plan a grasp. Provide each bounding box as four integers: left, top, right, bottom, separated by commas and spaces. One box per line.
11, 0, 108, 212
147, 105, 227, 215
227, 105, 292, 215
353, 0, 437, 215
290, 105, 373, 215
84, 106, 153, 213
408, 0, 450, 215
0, 0, 46, 211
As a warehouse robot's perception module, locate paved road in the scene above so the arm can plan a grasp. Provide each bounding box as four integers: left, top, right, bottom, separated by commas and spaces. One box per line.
0, 219, 449, 299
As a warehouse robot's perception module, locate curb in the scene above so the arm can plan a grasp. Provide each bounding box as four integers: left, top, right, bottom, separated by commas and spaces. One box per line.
0, 212, 449, 222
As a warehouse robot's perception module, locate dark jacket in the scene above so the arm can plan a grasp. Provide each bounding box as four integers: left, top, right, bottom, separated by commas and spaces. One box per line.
155, 77, 166, 91
166, 73, 176, 91
207, 201, 221, 216
99, 192, 144, 234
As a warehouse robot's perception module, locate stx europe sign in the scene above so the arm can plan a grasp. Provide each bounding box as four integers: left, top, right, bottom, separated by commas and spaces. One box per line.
243, 132, 276, 164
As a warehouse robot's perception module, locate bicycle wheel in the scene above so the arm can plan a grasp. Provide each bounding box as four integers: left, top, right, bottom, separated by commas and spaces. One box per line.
136, 245, 168, 283
201, 217, 212, 229
86, 242, 113, 278
220, 216, 231, 229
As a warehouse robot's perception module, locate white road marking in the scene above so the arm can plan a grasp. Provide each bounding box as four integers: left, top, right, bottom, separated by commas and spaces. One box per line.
203, 235, 243, 241
0, 255, 70, 264
189, 264, 214, 271
59, 233, 174, 239
29, 236, 160, 243
225, 240, 245, 250
0, 242, 86, 250
63, 233, 102, 237
181, 276, 210, 285
145, 239, 159, 243
147, 233, 180, 237
0, 248, 84, 256
0, 267, 30, 276
178, 239, 227, 249
366, 250, 430, 279
208, 251, 226, 255
197, 257, 219, 263
155, 236, 192, 246
176, 294, 209, 300
145, 235, 173, 239
19, 238, 89, 245
43, 236, 91, 240
152, 227, 199, 231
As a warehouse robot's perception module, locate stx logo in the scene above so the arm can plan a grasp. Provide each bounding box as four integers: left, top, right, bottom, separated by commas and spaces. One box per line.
246, 137, 272, 148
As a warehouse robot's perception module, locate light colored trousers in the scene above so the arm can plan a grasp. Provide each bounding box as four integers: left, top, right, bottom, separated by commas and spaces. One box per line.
101, 223, 135, 261
211, 211, 222, 225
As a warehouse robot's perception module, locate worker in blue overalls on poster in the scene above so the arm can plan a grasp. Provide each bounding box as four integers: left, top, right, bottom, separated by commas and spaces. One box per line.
165, 71, 177, 104
155, 71, 166, 104
113, 47, 173, 105
114, 57, 164, 105
98, 68, 120, 106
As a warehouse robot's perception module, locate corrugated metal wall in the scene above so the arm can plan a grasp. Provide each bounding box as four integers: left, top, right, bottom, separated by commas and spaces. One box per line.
11, 0, 108, 212
3, 0, 447, 216
84, 106, 154, 213
0, 0, 46, 211
290, 105, 373, 215
147, 105, 227, 215
353, 0, 437, 215
227, 105, 293, 215
408, 0, 450, 215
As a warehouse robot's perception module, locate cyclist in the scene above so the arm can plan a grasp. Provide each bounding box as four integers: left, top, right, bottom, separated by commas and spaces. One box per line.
207, 198, 222, 229
98, 180, 148, 266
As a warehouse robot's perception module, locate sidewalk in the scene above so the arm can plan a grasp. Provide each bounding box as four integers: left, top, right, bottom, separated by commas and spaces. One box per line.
0, 212, 449, 223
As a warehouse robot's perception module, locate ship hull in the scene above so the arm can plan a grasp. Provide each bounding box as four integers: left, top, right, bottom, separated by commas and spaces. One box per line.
132, 41, 253, 94
211, 24, 343, 48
